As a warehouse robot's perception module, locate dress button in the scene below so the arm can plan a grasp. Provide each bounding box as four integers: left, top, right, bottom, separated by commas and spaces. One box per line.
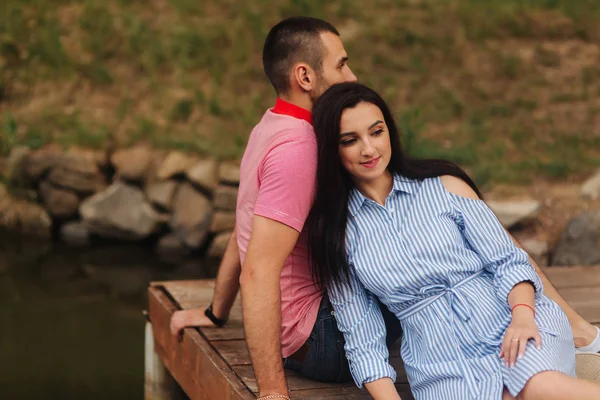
330, 311, 335, 316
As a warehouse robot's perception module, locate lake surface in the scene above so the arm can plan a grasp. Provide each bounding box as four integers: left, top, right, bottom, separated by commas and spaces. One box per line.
0, 233, 218, 400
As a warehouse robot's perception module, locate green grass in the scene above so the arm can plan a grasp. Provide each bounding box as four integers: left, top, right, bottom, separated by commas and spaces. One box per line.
1, 0, 600, 185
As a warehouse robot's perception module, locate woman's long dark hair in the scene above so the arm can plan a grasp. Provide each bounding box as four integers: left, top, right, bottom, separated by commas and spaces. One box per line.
308, 82, 482, 291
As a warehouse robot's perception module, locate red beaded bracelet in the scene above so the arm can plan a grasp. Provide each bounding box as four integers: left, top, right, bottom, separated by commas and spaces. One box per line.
511, 303, 535, 317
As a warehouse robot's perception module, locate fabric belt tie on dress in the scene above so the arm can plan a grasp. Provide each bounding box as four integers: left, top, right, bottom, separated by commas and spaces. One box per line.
396, 270, 497, 399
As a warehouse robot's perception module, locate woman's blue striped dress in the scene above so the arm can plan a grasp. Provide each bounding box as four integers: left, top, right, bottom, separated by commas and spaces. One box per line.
329, 174, 576, 399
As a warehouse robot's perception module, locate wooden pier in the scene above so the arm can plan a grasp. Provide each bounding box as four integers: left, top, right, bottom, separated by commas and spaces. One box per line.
146, 266, 600, 400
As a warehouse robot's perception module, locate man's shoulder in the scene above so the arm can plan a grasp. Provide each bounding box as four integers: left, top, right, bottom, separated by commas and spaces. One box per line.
254, 110, 315, 142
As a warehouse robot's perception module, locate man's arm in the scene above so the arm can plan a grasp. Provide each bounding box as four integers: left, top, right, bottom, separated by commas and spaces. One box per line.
506, 232, 597, 347
170, 225, 241, 338
240, 215, 299, 398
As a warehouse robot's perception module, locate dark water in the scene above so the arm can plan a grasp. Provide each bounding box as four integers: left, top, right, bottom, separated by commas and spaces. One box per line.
0, 233, 218, 400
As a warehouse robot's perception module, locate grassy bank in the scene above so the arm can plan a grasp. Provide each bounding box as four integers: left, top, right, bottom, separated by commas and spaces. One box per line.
1, 0, 600, 186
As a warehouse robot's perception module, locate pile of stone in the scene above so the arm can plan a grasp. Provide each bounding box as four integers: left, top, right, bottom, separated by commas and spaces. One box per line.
1, 145, 599, 266
2, 144, 239, 259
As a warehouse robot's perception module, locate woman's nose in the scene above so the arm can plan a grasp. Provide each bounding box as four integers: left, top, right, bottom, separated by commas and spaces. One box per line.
361, 139, 375, 156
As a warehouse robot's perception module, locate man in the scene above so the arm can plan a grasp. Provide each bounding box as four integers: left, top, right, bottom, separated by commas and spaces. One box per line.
170, 16, 600, 399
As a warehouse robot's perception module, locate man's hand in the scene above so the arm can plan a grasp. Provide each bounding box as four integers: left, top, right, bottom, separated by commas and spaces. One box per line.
170, 224, 241, 342
170, 308, 217, 341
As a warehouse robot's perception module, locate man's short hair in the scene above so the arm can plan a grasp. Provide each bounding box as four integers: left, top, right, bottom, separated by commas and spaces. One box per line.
262, 17, 340, 95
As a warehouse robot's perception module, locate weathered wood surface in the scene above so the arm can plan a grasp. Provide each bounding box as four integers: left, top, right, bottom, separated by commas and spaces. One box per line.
541, 266, 600, 323
148, 265, 600, 399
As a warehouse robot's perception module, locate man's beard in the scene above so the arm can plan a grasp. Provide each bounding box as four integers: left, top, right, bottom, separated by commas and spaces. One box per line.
310, 74, 330, 103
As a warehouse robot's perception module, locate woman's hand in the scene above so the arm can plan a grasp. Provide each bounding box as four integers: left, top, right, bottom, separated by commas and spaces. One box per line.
500, 306, 541, 368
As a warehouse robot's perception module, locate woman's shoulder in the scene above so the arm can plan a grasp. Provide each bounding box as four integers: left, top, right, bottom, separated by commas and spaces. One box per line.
439, 175, 479, 200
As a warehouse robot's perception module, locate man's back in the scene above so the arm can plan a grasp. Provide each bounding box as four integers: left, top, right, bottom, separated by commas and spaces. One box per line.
236, 102, 322, 357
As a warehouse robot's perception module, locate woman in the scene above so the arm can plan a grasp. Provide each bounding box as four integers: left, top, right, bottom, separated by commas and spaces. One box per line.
308, 82, 600, 399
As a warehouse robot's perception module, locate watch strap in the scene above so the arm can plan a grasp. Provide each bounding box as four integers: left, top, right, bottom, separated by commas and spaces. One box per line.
205, 303, 228, 327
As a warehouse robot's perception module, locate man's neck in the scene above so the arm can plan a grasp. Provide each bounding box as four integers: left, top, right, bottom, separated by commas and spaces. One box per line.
279, 92, 313, 113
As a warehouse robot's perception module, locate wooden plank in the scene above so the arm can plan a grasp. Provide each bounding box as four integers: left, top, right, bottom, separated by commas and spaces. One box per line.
212, 340, 251, 366
233, 366, 414, 399
542, 266, 600, 289
234, 365, 353, 392
148, 285, 254, 400
213, 340, 408, 382
288, 386, 414, 400
152, 269, 600, 400
552, 287, 600, 323
152, 280, 246, 341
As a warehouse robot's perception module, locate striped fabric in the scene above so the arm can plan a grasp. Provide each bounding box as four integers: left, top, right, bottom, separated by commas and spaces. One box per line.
328, 175, 576, 399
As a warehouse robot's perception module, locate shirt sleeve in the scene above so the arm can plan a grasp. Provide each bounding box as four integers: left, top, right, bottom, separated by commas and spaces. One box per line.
328, 268, 396, 388
254, 133, 317, 232
446, 190, 543, 304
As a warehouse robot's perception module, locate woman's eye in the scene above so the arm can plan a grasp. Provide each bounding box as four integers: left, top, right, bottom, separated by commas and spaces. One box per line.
340, 139, 356, 146
372, 129, 384, 136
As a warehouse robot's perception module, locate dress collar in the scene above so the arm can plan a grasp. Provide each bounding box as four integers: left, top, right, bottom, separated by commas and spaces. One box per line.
348, 174, 419, 217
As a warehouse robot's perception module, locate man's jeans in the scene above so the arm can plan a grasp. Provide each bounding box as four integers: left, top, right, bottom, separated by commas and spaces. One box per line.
283, 294, 402, 383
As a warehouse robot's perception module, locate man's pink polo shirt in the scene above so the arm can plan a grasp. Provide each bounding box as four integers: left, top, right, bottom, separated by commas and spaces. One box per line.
236, 98, 321, 358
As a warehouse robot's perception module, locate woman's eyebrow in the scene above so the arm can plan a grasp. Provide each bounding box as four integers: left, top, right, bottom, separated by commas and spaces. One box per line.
340, 120, 383, 137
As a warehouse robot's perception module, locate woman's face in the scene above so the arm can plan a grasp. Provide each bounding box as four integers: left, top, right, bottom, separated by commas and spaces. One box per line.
338, 102, 392, 185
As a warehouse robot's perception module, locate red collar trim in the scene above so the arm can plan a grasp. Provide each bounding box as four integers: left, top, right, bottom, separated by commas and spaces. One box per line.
272, 98, 312, 125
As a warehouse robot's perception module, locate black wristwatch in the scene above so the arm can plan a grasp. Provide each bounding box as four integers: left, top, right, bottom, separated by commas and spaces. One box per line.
205, 303, 228, 327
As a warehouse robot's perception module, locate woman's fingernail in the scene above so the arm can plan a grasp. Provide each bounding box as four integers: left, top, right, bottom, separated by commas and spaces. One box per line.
518, 354, 523, 360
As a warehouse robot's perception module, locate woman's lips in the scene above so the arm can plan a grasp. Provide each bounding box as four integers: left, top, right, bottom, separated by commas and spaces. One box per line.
360, 157, 380, 168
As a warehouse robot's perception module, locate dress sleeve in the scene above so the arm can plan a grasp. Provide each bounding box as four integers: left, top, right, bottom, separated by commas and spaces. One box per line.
328, 267, 396, 388
445, 190, 543, 304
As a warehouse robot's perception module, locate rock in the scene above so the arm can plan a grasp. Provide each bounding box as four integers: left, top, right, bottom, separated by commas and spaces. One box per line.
24, 144, 63, 181
60, 221, 91, 246
39, 180, 80, 219
581, 170, 600, 200
209, 211, 236, 233
0, 157, 6, 178
213, 185, 238, 211
0, 184, 52, 238
155, 151, 198, 180
48, 152, 106, 194
550, 211, 600, 266
155, 212, 171, 226
186, 159, 219, 191
520, 238, 549, 267
111, 145, 154, 182
170, 182, 212, 248
156, 232, 191, 258
80, 182, 163, 240
171, 260, 212, 279
486, 200, 541, 228
5, 146, 31, 183
146, 180, 179, 211
82, 264, 151, 298
208, 231, 232, 258
218, 162, 240, 185
68, 147, 108, 170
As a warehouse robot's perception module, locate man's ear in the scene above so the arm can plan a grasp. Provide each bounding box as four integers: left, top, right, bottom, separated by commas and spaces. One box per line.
292, 63, 314, 92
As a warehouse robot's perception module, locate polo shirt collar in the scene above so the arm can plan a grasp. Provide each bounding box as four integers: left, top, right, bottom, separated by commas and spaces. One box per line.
272, 98, 312, 125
